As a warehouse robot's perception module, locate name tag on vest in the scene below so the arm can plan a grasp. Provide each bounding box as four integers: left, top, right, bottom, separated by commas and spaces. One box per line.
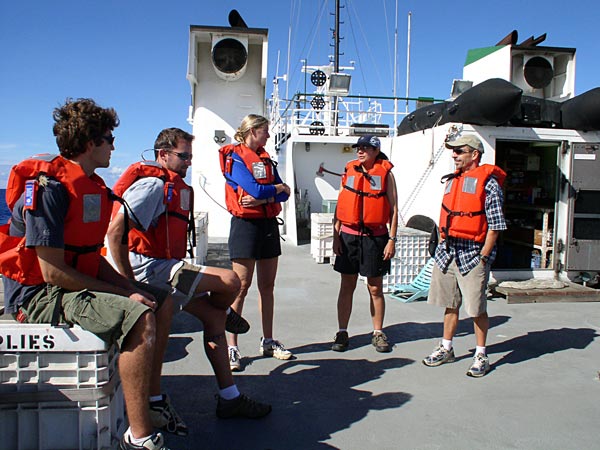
83, 194, 101, 223
180, 189, 191, 211
252, 162, 267, 179
462, 177, 478, 194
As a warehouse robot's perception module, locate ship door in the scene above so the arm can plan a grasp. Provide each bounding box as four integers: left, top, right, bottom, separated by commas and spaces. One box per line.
566, 143, 600, 272
494, 140, 561, 270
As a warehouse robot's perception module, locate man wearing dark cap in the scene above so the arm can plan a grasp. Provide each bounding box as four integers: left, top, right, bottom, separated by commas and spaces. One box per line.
331, 134, 398, 353
422, 134, 506, 377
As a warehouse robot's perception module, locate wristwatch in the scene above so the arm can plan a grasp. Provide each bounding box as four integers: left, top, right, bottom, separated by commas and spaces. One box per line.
480, 254, 489, 264
389, 236, 397, 242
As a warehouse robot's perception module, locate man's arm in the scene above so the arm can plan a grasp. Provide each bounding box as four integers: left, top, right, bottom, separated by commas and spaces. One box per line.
36, 246, 155, 308
106, 211, 136, 279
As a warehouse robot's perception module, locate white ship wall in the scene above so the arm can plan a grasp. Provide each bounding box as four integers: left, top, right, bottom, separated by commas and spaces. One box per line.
188, 30, 267, 238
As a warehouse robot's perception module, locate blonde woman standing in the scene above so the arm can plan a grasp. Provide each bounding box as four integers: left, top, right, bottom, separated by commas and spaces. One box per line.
220, 114, 292, 371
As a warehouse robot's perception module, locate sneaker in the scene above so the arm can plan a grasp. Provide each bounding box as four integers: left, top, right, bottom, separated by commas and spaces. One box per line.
422, 344, 456, 367
466, 352, 490, 378
259, 338, 293, 360
149, 394, 188, 436
119, 432, 169, 450
332, 331, 349, 352
216, 394, 272, 419
226, 309, 250, 334
229, 346, 242, 372
371, 332, 392, 353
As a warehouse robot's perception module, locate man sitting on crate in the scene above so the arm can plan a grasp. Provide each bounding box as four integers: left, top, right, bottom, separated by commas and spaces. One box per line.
422, 135, 506, 378
331, 135, 399, 353
106, 127, 271, 424
0, 98, 174, 450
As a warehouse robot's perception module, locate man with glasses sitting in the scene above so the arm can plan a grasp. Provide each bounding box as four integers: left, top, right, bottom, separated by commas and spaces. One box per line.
107, 128, 271, 437
422, 134, 506, 378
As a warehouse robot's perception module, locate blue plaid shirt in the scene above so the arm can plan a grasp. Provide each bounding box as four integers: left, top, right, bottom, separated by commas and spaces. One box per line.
434, 176, 506, 275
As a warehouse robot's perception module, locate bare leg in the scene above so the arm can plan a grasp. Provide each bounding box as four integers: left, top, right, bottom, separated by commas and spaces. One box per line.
119, 311, 156, 439
337, 274, 358, 329
366, 276, 385, 330
149, 295, 174, 397
256, 257, 279, 339
184, 300, 233, 389
194, 266, 241, 310
227, 258, 256, 347
443, 307, 460, 341
473, 312, 489, 347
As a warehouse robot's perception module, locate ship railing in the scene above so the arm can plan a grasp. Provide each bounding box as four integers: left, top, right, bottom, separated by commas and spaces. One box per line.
269, 93, 417, 146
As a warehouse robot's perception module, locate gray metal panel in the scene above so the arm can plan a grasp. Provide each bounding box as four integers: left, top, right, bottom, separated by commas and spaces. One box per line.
571, 143, 600, 190
567, 143, 600, 270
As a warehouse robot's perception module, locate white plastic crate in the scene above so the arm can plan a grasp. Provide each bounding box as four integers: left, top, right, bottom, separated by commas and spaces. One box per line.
360, 227, 430, 292
0, 323, 125, 450
310, 213, 335, 263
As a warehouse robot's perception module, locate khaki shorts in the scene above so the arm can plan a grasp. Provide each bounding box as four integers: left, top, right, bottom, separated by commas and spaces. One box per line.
20, 282, 169, 349
427, 259, 490, 317
169, 262, 207, 311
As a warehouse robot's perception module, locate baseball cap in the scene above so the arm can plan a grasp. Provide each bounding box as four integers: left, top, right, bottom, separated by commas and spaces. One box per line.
445, 135, 484, 153
352, 135, 381, 149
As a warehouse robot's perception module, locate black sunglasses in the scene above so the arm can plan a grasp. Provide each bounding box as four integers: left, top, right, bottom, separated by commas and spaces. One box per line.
101, 135, 115, 145
451, 147, 474, 155
166, 150, 193, 161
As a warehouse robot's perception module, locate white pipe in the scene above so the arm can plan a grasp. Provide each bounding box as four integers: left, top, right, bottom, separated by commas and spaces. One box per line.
393, 0, 399, 134
405, 11, 411, 113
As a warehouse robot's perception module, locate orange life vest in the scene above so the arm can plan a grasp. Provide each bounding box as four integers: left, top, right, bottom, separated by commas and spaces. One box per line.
336, 159, 393, 229
220, 143, 282, 219
0, 154, 112, 285
439, 164, 506, 243
112, 161, 193, 260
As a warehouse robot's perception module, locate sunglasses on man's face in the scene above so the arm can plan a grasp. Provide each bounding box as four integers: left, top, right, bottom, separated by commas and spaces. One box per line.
451, 147, 474, 155
166, 150, 193, 161
101, 135, 115, 145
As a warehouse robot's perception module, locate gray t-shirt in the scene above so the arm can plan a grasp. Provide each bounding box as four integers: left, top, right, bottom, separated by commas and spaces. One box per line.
116, 176, 183, 287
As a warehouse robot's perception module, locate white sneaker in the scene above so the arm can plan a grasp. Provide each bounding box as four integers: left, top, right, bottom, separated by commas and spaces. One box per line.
229, 346, 242, 371
259, 338, 293, 360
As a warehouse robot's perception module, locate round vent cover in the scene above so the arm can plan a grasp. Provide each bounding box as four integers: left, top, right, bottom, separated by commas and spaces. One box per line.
212, 38, 248, 75
524, 56, 554, 89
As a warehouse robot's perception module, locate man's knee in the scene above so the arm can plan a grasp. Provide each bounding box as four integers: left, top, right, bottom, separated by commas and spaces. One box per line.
224, 270, 242, 294
122, 310, 156, 352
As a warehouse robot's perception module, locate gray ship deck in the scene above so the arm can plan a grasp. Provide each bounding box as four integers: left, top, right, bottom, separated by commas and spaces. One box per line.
2, 243, 599, 449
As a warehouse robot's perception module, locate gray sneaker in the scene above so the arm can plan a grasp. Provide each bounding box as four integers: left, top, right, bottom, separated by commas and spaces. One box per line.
229, 346, 242, 372
466, 352, 490, 377
119, 432, 169, 450
371, 332, 392, 353
422, 344, 456, 367
149, 394, 187, 436
259, 338, 293, 360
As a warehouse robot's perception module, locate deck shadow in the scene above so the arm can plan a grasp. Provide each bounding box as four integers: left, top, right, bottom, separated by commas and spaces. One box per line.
485, 327, 599, 370
162, 356, 413, 450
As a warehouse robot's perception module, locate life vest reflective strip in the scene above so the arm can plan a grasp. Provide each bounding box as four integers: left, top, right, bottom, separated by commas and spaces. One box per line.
112, 161, 194, 260
0, 154, 112, 285
220, 143, 281, 219
336, 159, 393, 229
439, 164, 506, 243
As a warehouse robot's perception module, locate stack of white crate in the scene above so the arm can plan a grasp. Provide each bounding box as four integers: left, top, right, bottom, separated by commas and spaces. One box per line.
360, 227, 431, 293
0, 323, 125, 450
310, 213, 335, 263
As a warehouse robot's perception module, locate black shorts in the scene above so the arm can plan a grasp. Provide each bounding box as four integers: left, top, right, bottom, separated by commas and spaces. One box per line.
334, 232, 391, 278
228, 216, 282, 260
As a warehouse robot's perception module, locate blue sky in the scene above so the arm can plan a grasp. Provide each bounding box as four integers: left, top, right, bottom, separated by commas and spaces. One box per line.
1, 0, 598, 187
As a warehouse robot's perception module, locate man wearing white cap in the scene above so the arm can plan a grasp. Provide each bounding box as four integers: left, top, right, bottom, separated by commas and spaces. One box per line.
422, 134, 506, 377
